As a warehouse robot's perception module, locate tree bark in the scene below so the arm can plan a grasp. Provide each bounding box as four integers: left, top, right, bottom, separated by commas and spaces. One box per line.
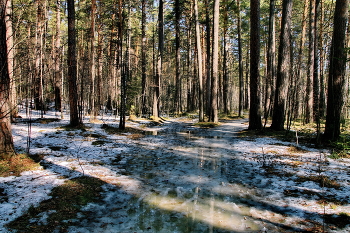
54, 0, 62, 112
194, 0, 204, 122
264, 0, 276, 126
141, 0, 147, 115
237, 0, 244, 117
209, 0, 219, 123
153, 0, 163, 119
248, 0, 262, 130
0, 0, 15, 156
67, 0, 80, 126
271, 0, 293, 131
324, 0, 349, 140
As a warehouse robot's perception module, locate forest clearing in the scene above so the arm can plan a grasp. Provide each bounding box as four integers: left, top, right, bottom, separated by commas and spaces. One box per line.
0, 109, 349, 232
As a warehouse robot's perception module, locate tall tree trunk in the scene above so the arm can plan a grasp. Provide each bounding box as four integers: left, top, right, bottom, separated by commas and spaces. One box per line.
209, 0, 219, 123
222, 0, 229, 115
141, 0, 147, 115
295, 1, 309, 119
34, 0, 44, 111
264, 0, 276, 126
271, 0, 293, 131
175, 0, 182, 115
153, 0, 163, 119
54, 0, 62, 112
119, 0, 126, 129
0, 0, 15, 156
305, 0, 316, 124
194, 0, 204, 122
324, 0, 349, 140
5, 0, 17, 120
205, 0, 211, 117
237, 0, 244, 117
90, 0, 97, 119
248, 0, 262, 130
67, 0, 80, 126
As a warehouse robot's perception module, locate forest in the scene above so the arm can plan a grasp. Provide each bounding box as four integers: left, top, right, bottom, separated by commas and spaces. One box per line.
0, 0, 349, 142
0, 0, 350, 232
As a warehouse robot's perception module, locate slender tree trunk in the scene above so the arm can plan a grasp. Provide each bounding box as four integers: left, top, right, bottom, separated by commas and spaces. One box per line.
90, 0, 97, 119
67, 0, 80, 126
305, 0, 316, 124
264, 0, 276, 126
205, 0, 211, 117
194, 0, 204, 122
209, 0, 219, 123
141, 0, 147, 115
0, 0, 15, 156
175, 0, 182, 115
237, 0, 244, 117
5, 0, 17, 120
248, 0, 262, 130
153, 0, 163, 119
222, 0, 229, 115
295, 1, 309, 119
34, 0, 44, 111
271, 0, 293, 131
324, 0, 349, 140
54, 0, 62, 112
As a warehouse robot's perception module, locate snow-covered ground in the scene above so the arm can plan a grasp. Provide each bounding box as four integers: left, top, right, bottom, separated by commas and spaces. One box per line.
1, 109, 349, 232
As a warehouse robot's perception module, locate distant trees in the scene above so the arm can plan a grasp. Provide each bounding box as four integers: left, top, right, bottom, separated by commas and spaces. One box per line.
0, 0, 348, 140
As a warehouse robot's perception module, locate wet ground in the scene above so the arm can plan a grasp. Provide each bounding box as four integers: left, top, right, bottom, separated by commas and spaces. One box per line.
4, 116, 350, 232
63, 119, 348, 233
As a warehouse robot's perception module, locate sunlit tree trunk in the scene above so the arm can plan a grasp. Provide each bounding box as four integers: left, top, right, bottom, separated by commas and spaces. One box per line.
34, 0, 44, 111
0, 0, 15, 155
209, 0, 219, 123
90, 0, 97, 119
194, 0, 204, 122
248, 0, 262, 130
271, 0, 293, 131
324, 0, 349, 140
237, 0, 244, 117
5, 0, 17, 120
264, 0, 276, 125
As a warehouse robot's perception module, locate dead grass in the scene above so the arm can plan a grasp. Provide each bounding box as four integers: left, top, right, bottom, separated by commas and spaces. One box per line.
193, 122, 220, 128
6, 176, 105, 232
0, 154, 40, 177
296, 175, 341, 189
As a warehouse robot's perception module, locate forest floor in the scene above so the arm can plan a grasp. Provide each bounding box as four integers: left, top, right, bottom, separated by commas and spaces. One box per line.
1, 109, 350, 233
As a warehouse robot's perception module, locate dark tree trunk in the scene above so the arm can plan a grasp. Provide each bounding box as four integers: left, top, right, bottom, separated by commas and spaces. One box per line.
248, 0, 262, 130
175, 0, 182, 115
271, 0, 293, 131
67, 0, 80, 126
324, 0, 349, 141
0, 0, 15, 155
237, 0, 244, 117
141, 0, 147, 115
